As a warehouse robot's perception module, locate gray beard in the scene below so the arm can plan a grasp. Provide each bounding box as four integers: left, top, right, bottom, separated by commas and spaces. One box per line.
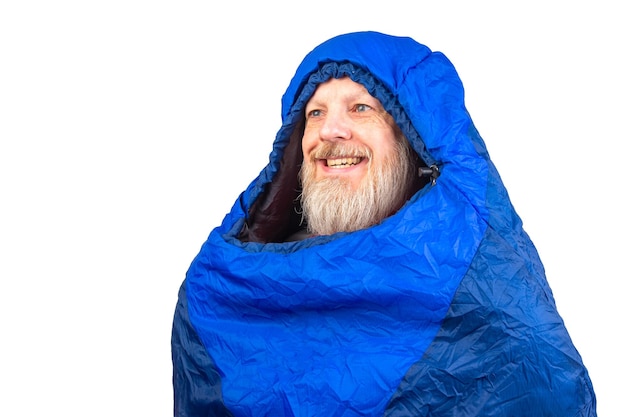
299, 139, 415, 236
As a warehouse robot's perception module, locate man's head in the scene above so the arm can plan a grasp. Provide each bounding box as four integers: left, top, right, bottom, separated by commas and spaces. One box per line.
299, 77, 418, 236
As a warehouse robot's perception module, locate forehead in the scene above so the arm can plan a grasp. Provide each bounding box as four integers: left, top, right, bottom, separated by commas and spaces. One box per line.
307, 77, 373, 103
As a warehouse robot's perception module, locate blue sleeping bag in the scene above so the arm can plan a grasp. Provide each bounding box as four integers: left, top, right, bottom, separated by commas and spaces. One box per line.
172, 31, 596, 416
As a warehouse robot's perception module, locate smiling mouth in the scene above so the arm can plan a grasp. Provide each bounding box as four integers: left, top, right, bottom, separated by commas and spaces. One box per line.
325, 157, 364, 168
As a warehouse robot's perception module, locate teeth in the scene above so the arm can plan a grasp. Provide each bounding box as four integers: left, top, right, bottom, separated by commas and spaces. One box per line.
326, 157, 363, 168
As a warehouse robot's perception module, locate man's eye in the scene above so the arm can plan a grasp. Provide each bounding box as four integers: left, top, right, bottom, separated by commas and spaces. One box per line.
355, 103, 372, 112
307, 109, 322, 118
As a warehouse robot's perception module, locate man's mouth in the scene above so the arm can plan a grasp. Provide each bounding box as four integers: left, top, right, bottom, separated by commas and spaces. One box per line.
325, 157, 364, 168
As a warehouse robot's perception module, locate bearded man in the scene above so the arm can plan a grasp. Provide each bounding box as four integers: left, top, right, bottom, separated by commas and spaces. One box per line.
298, 76, 423, 238
172, 32, 595, 417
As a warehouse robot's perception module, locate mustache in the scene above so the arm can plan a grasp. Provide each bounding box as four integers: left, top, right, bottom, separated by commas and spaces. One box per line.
309, 142, 372, 161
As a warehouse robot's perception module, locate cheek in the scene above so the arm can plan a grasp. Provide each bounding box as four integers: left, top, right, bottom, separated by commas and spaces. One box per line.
370, 131, 400, 162
301, 131, 317, 158
376, 144, 396, 162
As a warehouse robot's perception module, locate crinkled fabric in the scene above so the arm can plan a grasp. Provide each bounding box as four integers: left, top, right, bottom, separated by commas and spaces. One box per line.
172, 31, 595, 416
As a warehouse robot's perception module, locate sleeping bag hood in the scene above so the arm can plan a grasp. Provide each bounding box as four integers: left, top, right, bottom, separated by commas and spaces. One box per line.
172, 31, 596, 416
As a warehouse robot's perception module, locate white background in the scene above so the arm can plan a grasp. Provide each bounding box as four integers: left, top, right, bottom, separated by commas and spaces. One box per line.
1, 1, 623, 416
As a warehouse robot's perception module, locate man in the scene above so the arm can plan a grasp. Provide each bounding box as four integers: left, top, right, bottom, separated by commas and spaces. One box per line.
298, 76, 425, 238
172, 32, 596, 416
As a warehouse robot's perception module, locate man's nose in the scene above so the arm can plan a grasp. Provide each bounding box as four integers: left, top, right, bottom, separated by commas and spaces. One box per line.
319, 111, 352, 142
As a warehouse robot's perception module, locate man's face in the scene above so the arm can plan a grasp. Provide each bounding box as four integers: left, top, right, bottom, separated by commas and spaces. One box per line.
301, 77, 399, 190
299, 77, 415, 236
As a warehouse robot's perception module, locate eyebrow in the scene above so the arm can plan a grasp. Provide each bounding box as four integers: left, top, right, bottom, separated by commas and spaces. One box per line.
306, 90, 378, 110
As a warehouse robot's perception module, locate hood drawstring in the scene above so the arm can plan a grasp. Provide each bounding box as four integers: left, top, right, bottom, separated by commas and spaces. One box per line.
418, 164, 440, 186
